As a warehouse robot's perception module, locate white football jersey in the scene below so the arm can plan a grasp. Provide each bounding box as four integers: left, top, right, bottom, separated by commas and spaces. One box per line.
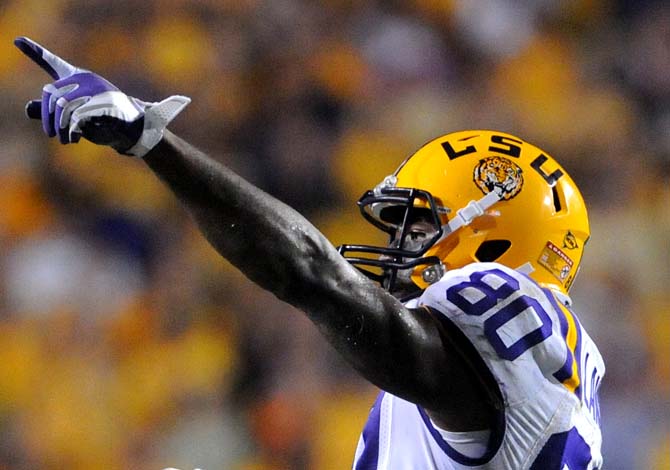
352, 262, 604, 470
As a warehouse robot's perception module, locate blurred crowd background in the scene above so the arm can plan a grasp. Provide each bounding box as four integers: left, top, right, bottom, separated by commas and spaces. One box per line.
1, 0, 669, 469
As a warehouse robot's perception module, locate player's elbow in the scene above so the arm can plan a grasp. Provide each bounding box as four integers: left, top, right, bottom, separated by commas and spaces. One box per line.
253, 228, 339, 305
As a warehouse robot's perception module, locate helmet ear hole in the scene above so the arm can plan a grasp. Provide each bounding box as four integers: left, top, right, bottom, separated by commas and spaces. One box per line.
475, 240, 512, 262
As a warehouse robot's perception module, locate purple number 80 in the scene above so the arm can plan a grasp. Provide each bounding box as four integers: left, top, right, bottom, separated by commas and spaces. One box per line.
446, 269, 553, 360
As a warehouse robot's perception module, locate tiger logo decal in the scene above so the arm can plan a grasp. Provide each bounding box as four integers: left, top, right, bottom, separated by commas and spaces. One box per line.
473, 156, 524, 200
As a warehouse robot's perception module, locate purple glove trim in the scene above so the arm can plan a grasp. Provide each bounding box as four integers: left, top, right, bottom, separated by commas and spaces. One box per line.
41, 87, 55, 137
55, 72, 119, 100
44, 72, 119, 143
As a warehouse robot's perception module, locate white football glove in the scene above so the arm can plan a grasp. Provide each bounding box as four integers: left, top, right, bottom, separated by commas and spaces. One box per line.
15, 36, 190, 157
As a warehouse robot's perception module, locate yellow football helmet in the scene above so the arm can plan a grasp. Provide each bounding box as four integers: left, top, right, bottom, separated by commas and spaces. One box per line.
339, 130, 590, 299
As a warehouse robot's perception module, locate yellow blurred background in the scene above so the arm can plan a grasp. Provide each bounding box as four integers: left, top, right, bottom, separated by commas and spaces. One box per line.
0, 1, 668, 469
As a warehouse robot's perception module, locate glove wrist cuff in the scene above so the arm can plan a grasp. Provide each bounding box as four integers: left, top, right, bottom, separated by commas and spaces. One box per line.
125, 95, 191, 157
125, 126, 164, 157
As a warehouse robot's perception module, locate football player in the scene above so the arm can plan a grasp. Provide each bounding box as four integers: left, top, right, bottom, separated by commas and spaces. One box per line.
15, 37, 605, 469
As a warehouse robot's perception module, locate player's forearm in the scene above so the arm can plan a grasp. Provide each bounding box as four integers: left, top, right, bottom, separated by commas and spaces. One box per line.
143, 130, 341, 303
142, 132, 424, 389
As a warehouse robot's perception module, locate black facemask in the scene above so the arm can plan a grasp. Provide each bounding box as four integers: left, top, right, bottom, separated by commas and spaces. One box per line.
338, 186, 445, 301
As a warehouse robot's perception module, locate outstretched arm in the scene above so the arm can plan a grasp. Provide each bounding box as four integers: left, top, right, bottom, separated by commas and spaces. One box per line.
15, 37, 495, 430
142, 132, 495, 429
142, 131, 424, 380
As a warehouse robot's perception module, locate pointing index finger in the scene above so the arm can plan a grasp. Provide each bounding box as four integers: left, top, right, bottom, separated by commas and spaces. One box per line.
14, 36, 80, 80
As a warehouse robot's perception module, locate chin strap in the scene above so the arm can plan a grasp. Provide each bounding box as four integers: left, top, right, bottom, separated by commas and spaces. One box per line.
439, 191, 501, 240
418, 191, 501, 287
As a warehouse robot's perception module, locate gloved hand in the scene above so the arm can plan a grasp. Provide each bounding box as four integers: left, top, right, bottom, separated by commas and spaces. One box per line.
14, 36, 191, 157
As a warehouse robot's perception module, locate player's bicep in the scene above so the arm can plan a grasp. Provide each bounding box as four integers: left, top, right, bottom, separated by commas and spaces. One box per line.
296, 259, 426, 391
272, 240, 490, 419
299, 260, 487, 413
383, 305, 500, 417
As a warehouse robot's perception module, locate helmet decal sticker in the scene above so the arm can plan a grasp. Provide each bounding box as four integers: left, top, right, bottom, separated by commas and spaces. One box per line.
473, 156, 524, 200
563, 231, 579, 250
538, 241, 574, 284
